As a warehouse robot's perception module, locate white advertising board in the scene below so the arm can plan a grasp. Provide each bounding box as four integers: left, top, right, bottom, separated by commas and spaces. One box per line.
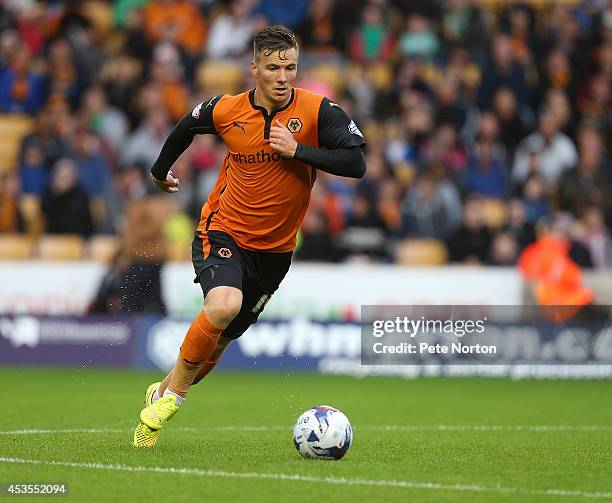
162, 263, 523, 319
0, 262, 105, 314
0, 262, 523, 318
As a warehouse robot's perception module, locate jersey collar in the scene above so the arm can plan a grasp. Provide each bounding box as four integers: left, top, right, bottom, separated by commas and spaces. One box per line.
248, 88, 295, 116
249, 88, 296, 139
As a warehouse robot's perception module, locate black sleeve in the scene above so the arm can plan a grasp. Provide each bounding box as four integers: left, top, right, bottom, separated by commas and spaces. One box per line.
150, 96, 222, 181
293, 98, 366, 178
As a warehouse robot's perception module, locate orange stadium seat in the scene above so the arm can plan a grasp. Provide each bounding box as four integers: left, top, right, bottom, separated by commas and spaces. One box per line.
0, 114, 33, 173
86, 235, 121, 263
196, 60, 244, 96
36, 235, 85, 260
481, 198, 508, 230
394, 239, 448, 266
0, 234, 34, 260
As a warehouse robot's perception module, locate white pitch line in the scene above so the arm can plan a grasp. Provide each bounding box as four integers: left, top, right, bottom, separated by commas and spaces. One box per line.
0, 457, 610, 500
0, 425, 610, 435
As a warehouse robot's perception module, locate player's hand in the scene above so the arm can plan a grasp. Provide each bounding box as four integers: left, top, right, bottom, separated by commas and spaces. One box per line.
269, 120, 298, 158
151, 170, 180, 193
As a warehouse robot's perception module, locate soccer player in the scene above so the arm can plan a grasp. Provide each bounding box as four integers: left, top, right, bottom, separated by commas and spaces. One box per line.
133, 25, 366, 447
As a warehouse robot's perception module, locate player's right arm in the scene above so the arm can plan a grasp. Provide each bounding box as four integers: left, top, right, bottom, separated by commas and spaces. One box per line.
150, 96, 223, 191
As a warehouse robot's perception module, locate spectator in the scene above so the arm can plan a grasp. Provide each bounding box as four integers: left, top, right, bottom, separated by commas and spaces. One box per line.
520, 172, 550, 223
488, 232, 519, 266
447, 195, 492, 264
20, 101, 72, 169
400, 171, 462, 240
80, 85, 128, 154
491, 87, 530, 157
512, 108, 578, 186
340, 191, 390, 261
43, 38, 83, 109
296, 209, 339, 262
295, 0, 344, 56
503, 198, 536, 252
441, 0, 485, 55
348, 2, 396, 63
206, 0, 255, 59
558, 125, 612, 223
0, 43, 44, 114
479, 33, 530, 111
120, 107, 171, 169
574, 206, 612, 269
0, 172, 24, 233
19, 142, 49, 196
41, 159, 93, 237
399, 12, 439, 61
465, 137, 509, 198
142, 0, 207, 56
252, 0, 308, 28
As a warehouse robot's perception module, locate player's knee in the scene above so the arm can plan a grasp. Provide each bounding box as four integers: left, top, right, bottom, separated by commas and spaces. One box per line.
205, 287, 242, 327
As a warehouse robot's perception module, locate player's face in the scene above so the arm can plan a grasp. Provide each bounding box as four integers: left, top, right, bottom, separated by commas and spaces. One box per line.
251, 48, 298, 109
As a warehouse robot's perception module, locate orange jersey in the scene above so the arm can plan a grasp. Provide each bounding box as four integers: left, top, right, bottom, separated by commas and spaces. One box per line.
151, 87, 365, 252
199, 88, 322, 252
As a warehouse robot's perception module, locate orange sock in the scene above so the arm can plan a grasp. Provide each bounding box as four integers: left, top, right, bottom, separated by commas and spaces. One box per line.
168, 311, 223, 396
192, 358, 221, 385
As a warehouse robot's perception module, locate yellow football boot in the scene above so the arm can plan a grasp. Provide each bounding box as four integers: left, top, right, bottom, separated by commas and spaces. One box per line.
133, 421, 160, 448
133, 381, 163, 448
145, 381, 162, 407
140, 394, 180, 430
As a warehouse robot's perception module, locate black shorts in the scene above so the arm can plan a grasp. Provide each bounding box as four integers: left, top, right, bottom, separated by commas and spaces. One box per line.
192, 230, 292, 339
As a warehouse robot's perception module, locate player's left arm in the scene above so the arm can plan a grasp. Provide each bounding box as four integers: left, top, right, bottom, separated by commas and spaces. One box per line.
269, 98, 366, 178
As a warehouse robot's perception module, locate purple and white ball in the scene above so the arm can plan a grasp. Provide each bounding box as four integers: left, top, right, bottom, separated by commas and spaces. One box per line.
293, 405, 353, 460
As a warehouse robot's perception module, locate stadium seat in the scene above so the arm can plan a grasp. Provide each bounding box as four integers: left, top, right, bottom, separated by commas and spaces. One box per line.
36, 235, 85, 260
394, 239, 448, 266
310, 64, 345, 95
86, 235, 121, 263
0, 234, 34, 259
196, 60, 244, 95
0, 114, 33, 173
481, 198, 508, 229
19, 194, 44, 238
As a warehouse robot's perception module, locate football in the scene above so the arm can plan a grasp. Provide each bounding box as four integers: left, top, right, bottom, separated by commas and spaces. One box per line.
293, 405, 353, 460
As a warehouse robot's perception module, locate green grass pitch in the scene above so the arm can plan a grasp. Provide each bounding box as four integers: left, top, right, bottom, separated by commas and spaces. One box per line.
1, 367, 611, 502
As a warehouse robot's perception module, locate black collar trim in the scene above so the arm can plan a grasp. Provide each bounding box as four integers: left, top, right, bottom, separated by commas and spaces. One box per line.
248, 88, 295, 116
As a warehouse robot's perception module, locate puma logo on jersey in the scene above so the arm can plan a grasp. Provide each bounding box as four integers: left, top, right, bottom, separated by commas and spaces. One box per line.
232, 121, 247, 132
348, 120, 363, 138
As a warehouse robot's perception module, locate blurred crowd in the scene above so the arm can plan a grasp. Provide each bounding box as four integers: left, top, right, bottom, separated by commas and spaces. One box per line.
0, 0, 611, 268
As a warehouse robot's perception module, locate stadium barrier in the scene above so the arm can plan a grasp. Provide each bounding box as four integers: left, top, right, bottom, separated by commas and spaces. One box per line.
0, 262, 523, 316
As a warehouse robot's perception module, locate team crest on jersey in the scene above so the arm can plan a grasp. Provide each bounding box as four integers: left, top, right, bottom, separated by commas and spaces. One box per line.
287, 118, 303, 133
192, 102, 203, 119
348, 120, 363, 138
218, 248, 232, 258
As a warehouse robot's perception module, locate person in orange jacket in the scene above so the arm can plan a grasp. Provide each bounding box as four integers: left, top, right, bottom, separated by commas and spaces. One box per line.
518, 213, 593, 320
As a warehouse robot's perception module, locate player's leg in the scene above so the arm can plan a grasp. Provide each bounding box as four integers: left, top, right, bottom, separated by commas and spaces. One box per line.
140, 285, 242, 430
191, 335, 233, 385
155, 334, 232, 394
135, 232, 243, 445
165, 286, 241, 397
155, 333, 232, 394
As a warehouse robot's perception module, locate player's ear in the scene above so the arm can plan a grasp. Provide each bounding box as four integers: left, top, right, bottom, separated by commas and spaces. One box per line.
250, 60, 258, 79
